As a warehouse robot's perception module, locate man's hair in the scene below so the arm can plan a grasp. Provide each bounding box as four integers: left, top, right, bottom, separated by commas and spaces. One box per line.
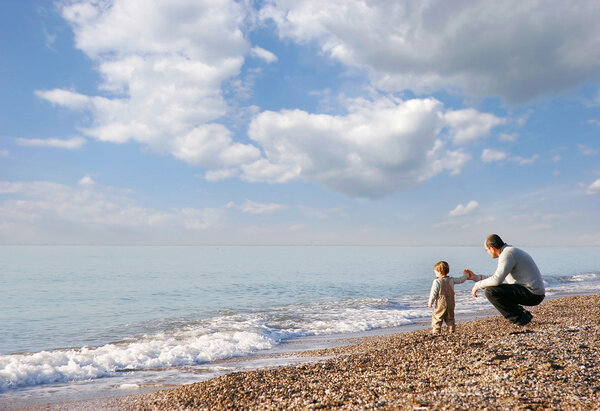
485, 234, 506, 249
434, 261, 449, 275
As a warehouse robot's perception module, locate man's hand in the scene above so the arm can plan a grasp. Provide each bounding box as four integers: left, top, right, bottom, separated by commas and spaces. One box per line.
464, 269, 475, 280
471, 285, 478, 298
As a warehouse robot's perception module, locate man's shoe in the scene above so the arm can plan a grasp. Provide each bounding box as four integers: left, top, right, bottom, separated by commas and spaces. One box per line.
515, 311, 533, 326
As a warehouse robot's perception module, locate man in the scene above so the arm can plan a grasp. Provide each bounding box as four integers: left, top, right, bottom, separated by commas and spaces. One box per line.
464, 234, 545, 326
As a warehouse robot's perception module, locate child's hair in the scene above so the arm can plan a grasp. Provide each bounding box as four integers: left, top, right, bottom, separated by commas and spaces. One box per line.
434, 261, 449, 275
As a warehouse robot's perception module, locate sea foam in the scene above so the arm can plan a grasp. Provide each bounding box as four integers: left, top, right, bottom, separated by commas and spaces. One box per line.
0, 299, 426, 391
0, 330, 272, 392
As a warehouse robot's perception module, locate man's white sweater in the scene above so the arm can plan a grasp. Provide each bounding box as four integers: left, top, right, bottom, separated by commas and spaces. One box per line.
472, 245, 545, 296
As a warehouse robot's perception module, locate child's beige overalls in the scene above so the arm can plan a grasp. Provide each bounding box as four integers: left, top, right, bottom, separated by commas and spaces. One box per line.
432, 276, 456, 334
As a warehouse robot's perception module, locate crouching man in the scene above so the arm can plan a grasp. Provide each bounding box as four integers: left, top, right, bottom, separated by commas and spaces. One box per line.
464, 234, 545, 326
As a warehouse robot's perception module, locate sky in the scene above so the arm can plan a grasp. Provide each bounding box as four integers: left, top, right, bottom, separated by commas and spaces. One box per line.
1, 0, 599, 246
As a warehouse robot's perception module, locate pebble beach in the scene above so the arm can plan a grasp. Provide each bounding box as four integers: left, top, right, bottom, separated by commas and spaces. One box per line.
21, 294, 598, 410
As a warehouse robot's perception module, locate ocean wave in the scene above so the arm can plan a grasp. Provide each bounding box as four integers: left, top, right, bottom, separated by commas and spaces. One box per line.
543, 272, 600, 286
0, 300, 427, 392
543, 272, 600, 296
0, 330, 273, 392
570, 273, 600, 282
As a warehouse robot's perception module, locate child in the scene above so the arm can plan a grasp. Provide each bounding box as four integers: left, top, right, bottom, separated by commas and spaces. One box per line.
428, 261, 468, 334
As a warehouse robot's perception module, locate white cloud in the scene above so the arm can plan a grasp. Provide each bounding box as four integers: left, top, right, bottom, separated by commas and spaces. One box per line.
578, 144, 598, 156
261, 0, 600, 102
482, 149, 538, 166
171, 124, 261, 168
34, 89, 92, 109
499, 132, 519, 142
15, 137, 86, 150
449, 200, 479, 217
0, 179, 223, 243
481, 148, 507, 163
512, 154, 538, 165
587, 179, 600, 195
586, 119, 600, 126
297, 205, 344, 220
0, 149, 8, 157
204, 168, 240, 181
38, 0, 257, 169
250, 46, 278, 63
78, 175, 95, 186
244, 96, 486, 197
43, 27, 57, 49
34, 0, 559, 201
227, 200, 288, 214
443, 109, 504, 145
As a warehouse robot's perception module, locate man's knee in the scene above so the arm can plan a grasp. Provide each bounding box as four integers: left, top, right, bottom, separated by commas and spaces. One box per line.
484, 286, 501, 299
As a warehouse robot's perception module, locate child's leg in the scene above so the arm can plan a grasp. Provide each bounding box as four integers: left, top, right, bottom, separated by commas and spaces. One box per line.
446, 308, 456, 332
446, 319, 456, 333
432, 301, 449, 334
431, 314, 443, 334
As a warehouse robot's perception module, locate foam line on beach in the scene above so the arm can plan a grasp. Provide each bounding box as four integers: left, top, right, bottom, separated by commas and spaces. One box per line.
0, 300, 425, 392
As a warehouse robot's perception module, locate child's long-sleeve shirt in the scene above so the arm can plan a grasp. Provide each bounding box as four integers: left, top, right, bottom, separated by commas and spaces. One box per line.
428, 273, 469, 307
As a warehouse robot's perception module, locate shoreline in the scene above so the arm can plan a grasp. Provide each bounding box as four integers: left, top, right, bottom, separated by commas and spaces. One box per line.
1, 309, 498, 410
6, 294, 599, 410
0, 309, 496, 410
0, 305, 496, 409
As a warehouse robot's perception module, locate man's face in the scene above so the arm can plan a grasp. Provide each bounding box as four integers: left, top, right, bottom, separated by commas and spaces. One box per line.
484, 243, 499, 258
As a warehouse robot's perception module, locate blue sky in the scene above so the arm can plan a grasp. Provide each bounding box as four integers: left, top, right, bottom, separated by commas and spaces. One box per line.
1, 0, 599, 246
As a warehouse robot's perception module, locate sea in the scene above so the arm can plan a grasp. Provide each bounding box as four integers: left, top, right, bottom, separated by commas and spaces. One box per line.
1, 245, 599, 407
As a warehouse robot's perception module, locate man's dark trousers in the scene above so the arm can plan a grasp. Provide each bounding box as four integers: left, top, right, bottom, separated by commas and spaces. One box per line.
484, 284, 545, 324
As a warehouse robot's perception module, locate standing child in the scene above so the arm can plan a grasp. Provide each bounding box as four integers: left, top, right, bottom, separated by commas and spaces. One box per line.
428, 261, 469, 334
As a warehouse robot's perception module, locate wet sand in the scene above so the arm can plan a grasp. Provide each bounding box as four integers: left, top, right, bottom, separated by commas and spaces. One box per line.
12, 294, 599, 410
